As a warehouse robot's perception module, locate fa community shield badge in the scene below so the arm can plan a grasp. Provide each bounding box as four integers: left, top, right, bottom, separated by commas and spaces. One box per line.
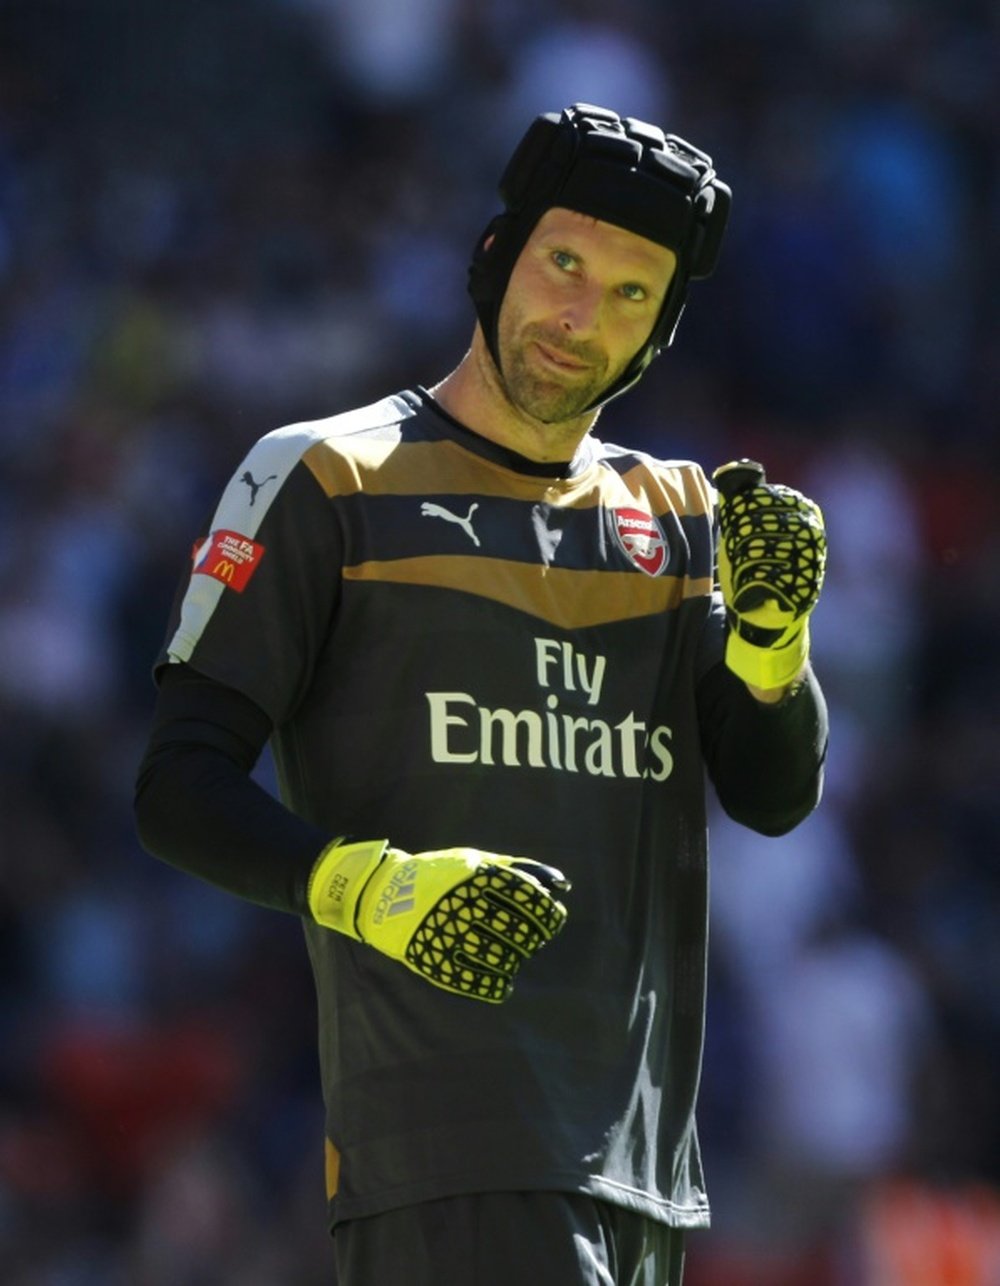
612, 507, 668, 576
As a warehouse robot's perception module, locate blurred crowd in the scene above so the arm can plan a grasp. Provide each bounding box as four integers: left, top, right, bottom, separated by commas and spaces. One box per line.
0, 0, 998, 1282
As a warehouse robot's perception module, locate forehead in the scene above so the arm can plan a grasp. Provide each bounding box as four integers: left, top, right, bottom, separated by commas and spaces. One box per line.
527, 206, 677, 281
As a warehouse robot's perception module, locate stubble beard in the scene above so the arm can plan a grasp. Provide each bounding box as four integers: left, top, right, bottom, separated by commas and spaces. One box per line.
497, 320, 614, 427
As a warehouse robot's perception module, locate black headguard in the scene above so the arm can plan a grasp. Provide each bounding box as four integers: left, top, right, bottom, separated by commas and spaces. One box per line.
468, 102, 732, 410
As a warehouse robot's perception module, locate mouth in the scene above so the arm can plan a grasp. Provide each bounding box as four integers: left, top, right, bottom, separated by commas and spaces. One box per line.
532, 341, 592, 373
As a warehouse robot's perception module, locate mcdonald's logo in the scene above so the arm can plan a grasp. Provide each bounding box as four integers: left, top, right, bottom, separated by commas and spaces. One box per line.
193, 529, 265, 593
212, 559, 236, 583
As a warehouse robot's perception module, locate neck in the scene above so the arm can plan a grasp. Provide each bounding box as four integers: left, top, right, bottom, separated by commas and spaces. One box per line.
429, 328, 599, 465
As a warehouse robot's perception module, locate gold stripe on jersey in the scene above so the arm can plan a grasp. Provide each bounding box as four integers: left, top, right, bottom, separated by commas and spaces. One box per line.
343, 556, 713, 629
303, 438, 713, 520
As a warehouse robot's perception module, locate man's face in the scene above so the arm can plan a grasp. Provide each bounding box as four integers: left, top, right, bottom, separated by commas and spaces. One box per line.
495, 207, 677, 424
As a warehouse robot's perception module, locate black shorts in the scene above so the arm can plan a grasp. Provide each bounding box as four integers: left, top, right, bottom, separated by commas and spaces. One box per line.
331, 1191, 687, 1286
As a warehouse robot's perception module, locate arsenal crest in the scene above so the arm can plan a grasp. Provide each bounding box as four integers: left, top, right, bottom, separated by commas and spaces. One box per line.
613, 507, 668, 577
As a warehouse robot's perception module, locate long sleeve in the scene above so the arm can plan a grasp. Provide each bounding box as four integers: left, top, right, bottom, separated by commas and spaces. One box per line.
696, 661, 828, 836
134, 663, 334, 914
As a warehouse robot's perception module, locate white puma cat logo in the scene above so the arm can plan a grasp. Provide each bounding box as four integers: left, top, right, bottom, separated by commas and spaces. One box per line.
420, 501, 481, 548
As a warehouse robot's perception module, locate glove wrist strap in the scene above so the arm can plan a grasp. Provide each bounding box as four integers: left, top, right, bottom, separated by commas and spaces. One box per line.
726, 622, 810, 691
307, 839, 390, 939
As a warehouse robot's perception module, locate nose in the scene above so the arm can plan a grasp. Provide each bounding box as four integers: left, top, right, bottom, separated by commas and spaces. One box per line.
558, 284, 602, 336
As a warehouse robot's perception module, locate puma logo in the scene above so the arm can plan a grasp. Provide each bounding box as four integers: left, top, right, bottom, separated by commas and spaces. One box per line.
420, 501, 481, 548
240, 471, 277, 506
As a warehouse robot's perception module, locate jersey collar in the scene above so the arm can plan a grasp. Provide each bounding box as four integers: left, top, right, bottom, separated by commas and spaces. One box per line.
409, 387, 598, 481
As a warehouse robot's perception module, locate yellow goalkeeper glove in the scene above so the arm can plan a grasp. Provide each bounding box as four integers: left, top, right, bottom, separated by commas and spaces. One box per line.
306, 839, 570, 1003
712, 459, 827, 691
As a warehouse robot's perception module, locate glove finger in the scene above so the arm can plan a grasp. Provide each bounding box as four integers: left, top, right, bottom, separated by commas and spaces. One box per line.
398, 856, 571, 1003
726, 515, 823, 558
405, 933, 517, 1004
721, 484, 821, 529
712, 459, 766, 497
507, 856, 572, 894
733, 566, 810, 615
406, 875, 560, 1003
483, 865, 569, 943
411, 913, 526, 975
729, 534, 825, 614
405, 865, 566, 988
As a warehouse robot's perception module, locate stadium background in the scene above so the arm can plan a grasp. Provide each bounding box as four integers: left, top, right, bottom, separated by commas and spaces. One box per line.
0, 0, 997, 1281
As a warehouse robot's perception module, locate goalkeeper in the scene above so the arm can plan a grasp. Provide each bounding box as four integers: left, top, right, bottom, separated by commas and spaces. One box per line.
135, 102, 827, 1286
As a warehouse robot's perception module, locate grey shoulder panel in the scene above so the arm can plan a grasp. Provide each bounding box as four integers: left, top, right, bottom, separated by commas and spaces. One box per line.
164, 394, 415, 667
209, 393, 418, 541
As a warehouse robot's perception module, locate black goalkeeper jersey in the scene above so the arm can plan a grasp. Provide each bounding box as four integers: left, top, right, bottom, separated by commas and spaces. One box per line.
159, 387, 736, 1229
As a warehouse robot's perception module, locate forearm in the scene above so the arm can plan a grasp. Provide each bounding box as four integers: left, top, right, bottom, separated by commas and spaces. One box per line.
134, 665, 332, 915
697, 661, 828, 835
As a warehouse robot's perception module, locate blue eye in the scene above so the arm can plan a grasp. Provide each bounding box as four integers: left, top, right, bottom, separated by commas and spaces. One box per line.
621, 283, 647, 301
552, 250, 576, 271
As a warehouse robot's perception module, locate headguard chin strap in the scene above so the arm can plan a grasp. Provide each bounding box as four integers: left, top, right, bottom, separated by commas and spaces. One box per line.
467, 102, 732, 411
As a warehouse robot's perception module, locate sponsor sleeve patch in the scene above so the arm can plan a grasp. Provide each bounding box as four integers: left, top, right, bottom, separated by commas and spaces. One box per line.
192, 529, 266, 592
